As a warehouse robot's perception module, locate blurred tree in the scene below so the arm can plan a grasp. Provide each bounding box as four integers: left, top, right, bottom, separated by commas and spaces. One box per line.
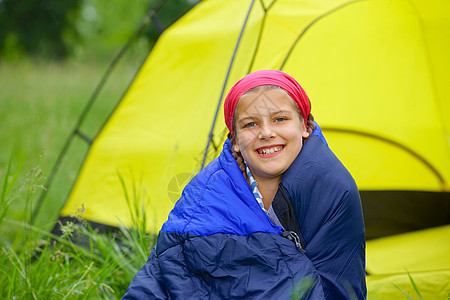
68, 0, 154, 62
70, 0, 199, 62
0, 0, 81, 60
0, 0, 200, 61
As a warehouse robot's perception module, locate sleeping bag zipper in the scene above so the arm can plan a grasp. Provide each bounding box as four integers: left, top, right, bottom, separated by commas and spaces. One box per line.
281, 230, 306, 253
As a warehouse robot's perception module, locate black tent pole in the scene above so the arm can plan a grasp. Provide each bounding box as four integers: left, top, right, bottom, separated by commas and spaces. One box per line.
201, 0, 256, 169
279, 0, 364, 70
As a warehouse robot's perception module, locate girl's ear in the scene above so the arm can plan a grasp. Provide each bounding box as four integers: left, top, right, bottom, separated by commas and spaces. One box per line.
302, 126, 310, 138
232, 141, 241, 153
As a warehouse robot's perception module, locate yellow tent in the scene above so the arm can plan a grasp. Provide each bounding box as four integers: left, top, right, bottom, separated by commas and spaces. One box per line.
37, 0, 450, 298
366, 225, 450, 299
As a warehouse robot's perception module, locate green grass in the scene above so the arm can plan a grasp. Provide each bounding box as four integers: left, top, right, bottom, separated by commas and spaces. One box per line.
0, 58, 151, 298
0, 154, 155, 298
0, 57, 144, 233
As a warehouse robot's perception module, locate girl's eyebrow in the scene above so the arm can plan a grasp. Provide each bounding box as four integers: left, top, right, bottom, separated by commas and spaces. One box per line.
236, 117, 256, 127
237, 109, 294, 120
237, 115, 257, 121
272, 109, 295, 115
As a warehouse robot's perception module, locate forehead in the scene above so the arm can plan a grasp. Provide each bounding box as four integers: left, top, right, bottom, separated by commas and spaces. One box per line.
235, 88, 298, 118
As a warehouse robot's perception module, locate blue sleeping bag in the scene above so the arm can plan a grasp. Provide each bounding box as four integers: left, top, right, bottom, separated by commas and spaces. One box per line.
277, 125, 366, 299
123, 126, 365, 299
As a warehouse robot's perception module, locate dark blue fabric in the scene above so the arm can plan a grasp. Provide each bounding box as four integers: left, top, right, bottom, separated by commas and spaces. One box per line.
124, 140, 325, 299
126, 232, 325, 299
281, 134, 366, 299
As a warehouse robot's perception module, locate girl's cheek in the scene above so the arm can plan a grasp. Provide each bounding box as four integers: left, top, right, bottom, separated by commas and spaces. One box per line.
236, 133, 252, 150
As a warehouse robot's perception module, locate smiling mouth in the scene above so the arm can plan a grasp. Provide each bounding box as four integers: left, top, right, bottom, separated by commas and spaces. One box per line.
256, 145, 284, 156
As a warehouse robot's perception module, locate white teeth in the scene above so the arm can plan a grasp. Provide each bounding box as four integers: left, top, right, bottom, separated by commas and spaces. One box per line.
258, 146, 282, 155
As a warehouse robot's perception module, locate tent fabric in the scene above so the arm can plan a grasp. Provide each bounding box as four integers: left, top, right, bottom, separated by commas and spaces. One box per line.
366, 225, 450, 275
367, 270, 450, 299
366, 225, 450, 299
123, 139, 326, 299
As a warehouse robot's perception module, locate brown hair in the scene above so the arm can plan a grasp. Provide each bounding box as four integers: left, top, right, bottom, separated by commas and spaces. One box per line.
227, 85, 315, 179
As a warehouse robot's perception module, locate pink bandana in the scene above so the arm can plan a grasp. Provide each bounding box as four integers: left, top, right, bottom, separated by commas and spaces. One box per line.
224, 70, 310, 138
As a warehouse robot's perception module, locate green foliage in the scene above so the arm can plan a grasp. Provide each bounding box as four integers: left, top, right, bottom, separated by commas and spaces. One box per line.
69, 0, 154, 61
0, 0, 81, 60
0, 158, 155, 299
0, 0, 200, 61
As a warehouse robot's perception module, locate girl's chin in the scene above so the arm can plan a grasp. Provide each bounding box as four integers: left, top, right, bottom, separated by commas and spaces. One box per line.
254, 168, 286, 180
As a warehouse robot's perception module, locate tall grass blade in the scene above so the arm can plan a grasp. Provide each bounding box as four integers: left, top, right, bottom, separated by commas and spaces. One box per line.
290, 276, 315, 299
407, 271, 423, 300
393, 283, 415, 299
62, 261, 94, 299
8, 264, 17, 298
1, 156, 13, 202
0, 156, 24, 226
117, 171, 137, 228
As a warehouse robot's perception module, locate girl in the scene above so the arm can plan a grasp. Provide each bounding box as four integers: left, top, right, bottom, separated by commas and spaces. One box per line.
124, 70, 366, 299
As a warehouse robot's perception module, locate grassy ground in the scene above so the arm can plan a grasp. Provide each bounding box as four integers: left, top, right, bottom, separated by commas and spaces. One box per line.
0, 58, 141, 226
0, 58, 153, 298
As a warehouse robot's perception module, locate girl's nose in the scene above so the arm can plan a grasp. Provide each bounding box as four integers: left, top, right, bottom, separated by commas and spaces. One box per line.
258, 123, 276, 140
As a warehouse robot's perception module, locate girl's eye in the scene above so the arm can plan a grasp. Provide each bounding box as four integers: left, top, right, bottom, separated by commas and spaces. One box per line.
245, 122, 256, 128
275, 117, 286, 122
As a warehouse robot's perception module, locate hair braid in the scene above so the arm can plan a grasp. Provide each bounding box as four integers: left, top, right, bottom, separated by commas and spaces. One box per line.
227, 132, 248, 180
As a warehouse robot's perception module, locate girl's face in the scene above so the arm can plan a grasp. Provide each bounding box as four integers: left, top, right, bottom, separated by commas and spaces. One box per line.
233, 88, 310, 183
